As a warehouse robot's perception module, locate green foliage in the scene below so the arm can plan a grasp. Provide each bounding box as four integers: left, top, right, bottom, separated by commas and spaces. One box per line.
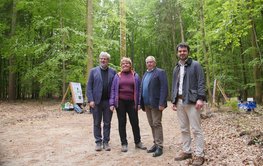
0, 0, 262, 101
224, 99, 239, 112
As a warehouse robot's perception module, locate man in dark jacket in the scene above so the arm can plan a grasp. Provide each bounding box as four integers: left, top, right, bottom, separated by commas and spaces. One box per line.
172, 43, 206, 166
86, 52, 116, 151
141, 56, 168, 157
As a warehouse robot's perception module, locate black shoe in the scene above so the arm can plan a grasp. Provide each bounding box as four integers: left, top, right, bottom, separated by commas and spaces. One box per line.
147, 144, 157, 153
152, 146, 163, 157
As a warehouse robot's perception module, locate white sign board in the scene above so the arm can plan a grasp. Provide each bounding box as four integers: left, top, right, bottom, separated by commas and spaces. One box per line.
70, 82, 84, 104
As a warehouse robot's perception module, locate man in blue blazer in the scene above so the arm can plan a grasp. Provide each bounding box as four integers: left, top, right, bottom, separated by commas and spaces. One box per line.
140, 56, 168, 157
86, 52, 116, 151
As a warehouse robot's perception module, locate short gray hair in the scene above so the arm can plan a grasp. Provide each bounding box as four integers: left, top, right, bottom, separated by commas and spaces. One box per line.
145, 56, 156, 63
99, 52, 111, 59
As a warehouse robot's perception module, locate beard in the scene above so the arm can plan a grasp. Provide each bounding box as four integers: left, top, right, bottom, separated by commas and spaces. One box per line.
179, 55, 188, 61
100, 63, 108, 69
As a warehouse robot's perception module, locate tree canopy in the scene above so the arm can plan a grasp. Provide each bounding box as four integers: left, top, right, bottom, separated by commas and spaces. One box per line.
0, 0, 262, 104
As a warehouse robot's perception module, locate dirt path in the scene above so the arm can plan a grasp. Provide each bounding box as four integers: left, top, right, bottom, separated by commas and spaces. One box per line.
0, 101, 262, 166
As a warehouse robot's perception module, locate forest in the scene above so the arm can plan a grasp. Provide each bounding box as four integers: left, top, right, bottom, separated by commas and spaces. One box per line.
0, 0, 262, 105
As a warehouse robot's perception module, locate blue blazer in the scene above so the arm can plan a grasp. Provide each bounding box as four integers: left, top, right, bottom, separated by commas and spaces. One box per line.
140, 67, 168, 110
86, 66, 116, 104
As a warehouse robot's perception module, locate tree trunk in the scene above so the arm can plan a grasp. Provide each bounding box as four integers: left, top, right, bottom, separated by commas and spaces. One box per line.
130, 31, 134, 66
250, 19, 262, 104
60, 0, 66, 96
0, 56, 3, 99
0, 56, 8, 99
171, 2, 177, 57
239, 39, 248, 100
86, 0, 93, 70
120, 0, 126, 57
249, 0, 262, 104
8, 0, 17, 101
86, 0, 93, 84
200, 0, 212, 103
177, 5, 185, 43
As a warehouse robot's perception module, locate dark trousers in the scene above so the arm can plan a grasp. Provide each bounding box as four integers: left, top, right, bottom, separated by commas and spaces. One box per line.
116, 99, 141, 145
92, 100, 113, 144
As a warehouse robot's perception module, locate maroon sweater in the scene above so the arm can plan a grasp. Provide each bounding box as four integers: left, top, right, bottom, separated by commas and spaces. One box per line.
119, 72, 134, 100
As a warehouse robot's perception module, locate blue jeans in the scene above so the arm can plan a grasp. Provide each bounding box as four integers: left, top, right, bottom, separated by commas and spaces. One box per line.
92, 100, 113, 144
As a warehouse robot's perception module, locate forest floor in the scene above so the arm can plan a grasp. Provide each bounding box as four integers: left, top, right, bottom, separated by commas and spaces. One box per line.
0, 101, 263, 166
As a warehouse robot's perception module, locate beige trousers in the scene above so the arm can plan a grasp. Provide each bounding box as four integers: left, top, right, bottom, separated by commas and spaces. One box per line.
176, 99, 204, 157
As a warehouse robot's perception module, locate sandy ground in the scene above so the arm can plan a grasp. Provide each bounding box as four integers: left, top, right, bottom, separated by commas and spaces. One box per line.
0, 101, 262, 166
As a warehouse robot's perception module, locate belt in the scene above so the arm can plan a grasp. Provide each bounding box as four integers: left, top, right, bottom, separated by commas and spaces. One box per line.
177, 95, 184, 99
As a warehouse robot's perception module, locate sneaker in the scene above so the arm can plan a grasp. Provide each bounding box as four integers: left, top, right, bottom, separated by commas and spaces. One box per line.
121, 144, 128, 152
103, 142, 111, 151
95, 143, 102, 151
192, 156, 205, 166
174, 152, 192, 161
135, 142, 147, 150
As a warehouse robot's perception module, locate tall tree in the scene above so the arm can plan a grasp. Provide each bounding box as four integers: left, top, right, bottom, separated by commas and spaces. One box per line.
59, 0, 66, 95
199, 0, 212, 103
239, 39, 248, 100
8, 0, 17, 101
177, 3, 185, 43
0, 0, 262, 102
249, 4, 262, 104
120, 0, 126, 57
86, 0, 93, 83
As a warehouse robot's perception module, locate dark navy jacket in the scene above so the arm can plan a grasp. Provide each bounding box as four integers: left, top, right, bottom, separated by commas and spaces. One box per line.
140, 68, 168, 111
86, 66, 116, 104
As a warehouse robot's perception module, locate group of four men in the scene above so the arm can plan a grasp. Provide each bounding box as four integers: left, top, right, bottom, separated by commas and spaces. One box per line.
86, 43, 206, 166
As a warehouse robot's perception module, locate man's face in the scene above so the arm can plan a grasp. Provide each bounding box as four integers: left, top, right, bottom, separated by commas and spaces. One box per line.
99, 56, 109, 68
146, 59, 156, 70
177, 47, 189, 61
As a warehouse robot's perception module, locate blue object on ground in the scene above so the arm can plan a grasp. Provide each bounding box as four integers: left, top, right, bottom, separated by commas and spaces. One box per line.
238, 101, 256, 111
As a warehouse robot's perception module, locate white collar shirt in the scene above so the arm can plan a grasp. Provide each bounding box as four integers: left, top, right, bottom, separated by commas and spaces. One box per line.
178, 62, 185, 95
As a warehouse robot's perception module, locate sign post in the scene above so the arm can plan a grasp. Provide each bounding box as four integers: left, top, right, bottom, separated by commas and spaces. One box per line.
60, 82, 84, 111
69, 82, 84, 104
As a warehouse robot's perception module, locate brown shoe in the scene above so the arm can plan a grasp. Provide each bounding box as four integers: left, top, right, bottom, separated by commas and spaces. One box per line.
192, 156, 205, 166
174, 152, 192, 161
